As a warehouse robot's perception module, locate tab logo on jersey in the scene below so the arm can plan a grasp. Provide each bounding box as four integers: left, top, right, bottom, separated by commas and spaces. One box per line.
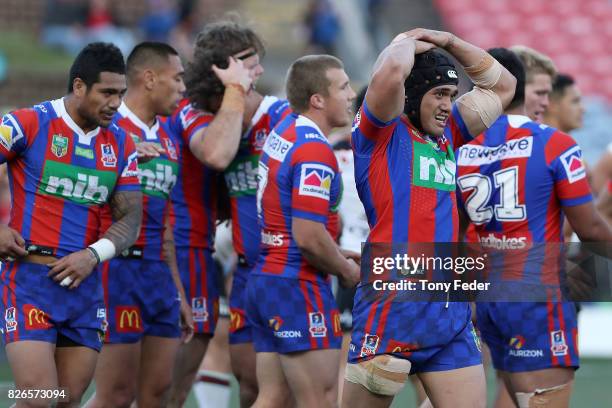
225, 155, 259, 196
360, 333, 380, 357
138, 159, 178, 198
116, 306, 143, 333
5, 307, 17, 332
308, 312, 327, 338
101, 144, 117, 167
559, 146, 586, 183
23, 304, 52, 330
550, 330, 568, 356
192, 297, 208, 322
263, 131, 293, 162
413, 142, 456, 191
457, 137, 533, 166
75, 146, 94, 159
40, 161, 117, 205
299, 163, 333, 200
51, 134, 68, 158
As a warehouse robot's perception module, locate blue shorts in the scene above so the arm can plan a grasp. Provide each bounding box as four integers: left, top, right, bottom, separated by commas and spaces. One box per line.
476, 302, 579, 372
176, 247, 219, 335
229, 263, 252, 344
348, 285, 482, 374
102, 258, 180, 343
0, 261, 105, 351
246, 274, 342, 353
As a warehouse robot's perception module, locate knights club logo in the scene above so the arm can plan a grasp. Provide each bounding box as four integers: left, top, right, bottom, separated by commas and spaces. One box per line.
51, 134, 68, 158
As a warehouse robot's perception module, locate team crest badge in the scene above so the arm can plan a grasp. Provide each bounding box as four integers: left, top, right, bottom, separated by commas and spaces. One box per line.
51, 134, 68, 158
192, 297, 208, 322
164, 138, 178, 160
253, 129, 267, 150
360, 333, 380, 357
308, 311, 327, 338
550, 330, 568, 356
5, 307, 17, 332
101, 144, 117, 167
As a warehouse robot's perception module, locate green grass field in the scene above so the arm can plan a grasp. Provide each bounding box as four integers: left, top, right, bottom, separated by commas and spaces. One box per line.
0, 352, 609, 407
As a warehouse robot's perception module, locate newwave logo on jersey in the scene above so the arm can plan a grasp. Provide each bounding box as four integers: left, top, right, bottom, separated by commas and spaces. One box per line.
559, 146, 586, 183
40, 161, 117, 205
263, 131, 293, 162
299, 163, 333, 200
457, 137, 533, 166
479, 233, 527, 249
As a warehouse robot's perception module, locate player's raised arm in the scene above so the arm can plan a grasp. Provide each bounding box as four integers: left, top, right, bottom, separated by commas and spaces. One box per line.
188, 56, 253, 171
406, 28, 516, 138
365, 34, 434, 123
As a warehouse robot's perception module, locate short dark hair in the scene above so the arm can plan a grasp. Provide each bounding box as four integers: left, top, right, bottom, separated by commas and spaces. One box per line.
126, 41, 179, 82
488, 47, 525, 110
551, 74, 575, 101
68, 42, 125, 93
286, 54, 344, 113
186, 20, 264, 112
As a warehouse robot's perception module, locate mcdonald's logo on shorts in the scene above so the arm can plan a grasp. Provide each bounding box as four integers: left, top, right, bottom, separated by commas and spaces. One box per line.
331, 310, 342, 337
229, 308, 245, 333
115, 306, 143, 333
23, 304, 52, 330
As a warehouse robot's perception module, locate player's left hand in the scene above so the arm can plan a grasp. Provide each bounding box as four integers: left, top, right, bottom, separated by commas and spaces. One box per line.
179, 298, 194, 343
47, 249, 98, 290
404, 28, 455, 49
136, 141, 165, 163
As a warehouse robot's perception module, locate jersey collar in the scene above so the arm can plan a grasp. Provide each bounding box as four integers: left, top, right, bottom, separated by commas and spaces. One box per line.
51, 98, 100, 145
507, 114, 531, 128
118, 102, 160, 140
295, 114, 328, 143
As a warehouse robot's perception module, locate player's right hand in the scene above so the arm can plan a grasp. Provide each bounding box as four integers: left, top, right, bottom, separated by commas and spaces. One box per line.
212, 56, 253, 93
340, 258, 361, 288
136, 141, 165, 163
0, 225, 28, 261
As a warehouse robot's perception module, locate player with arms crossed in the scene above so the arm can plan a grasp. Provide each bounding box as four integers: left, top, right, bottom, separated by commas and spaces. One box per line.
0, 42, 142, 407
342, 29, 516, 408
84, 42, 192, 408
246, 54, 360, 407
166, 20, 262, 407
456, 48, 612, 408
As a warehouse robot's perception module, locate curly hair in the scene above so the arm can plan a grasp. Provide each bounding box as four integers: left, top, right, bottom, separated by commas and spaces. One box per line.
185, 20, 265, 112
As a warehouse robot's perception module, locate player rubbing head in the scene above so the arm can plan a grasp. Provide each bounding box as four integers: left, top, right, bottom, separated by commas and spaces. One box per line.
186, 20, 265, 113
403, 49, 459, 137
67, 42, 126, 128
126, 42, 185, 116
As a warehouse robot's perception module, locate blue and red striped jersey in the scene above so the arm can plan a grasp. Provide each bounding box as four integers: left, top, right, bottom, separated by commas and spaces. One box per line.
224, 95, 291, 265
100, 103, 180, 260
352, 102, 472, 243
166, 98, 217, 249
456, 114, 592, 244
0, 98, 140, 257
254, 113, 341, 282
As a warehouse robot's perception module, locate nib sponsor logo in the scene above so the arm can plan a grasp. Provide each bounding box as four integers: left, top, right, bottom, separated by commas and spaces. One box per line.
479, 233, 527, 249
508, 335, 544, 358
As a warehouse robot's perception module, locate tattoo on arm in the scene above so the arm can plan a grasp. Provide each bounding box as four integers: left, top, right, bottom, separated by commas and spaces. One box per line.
104, 190, 143, 253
